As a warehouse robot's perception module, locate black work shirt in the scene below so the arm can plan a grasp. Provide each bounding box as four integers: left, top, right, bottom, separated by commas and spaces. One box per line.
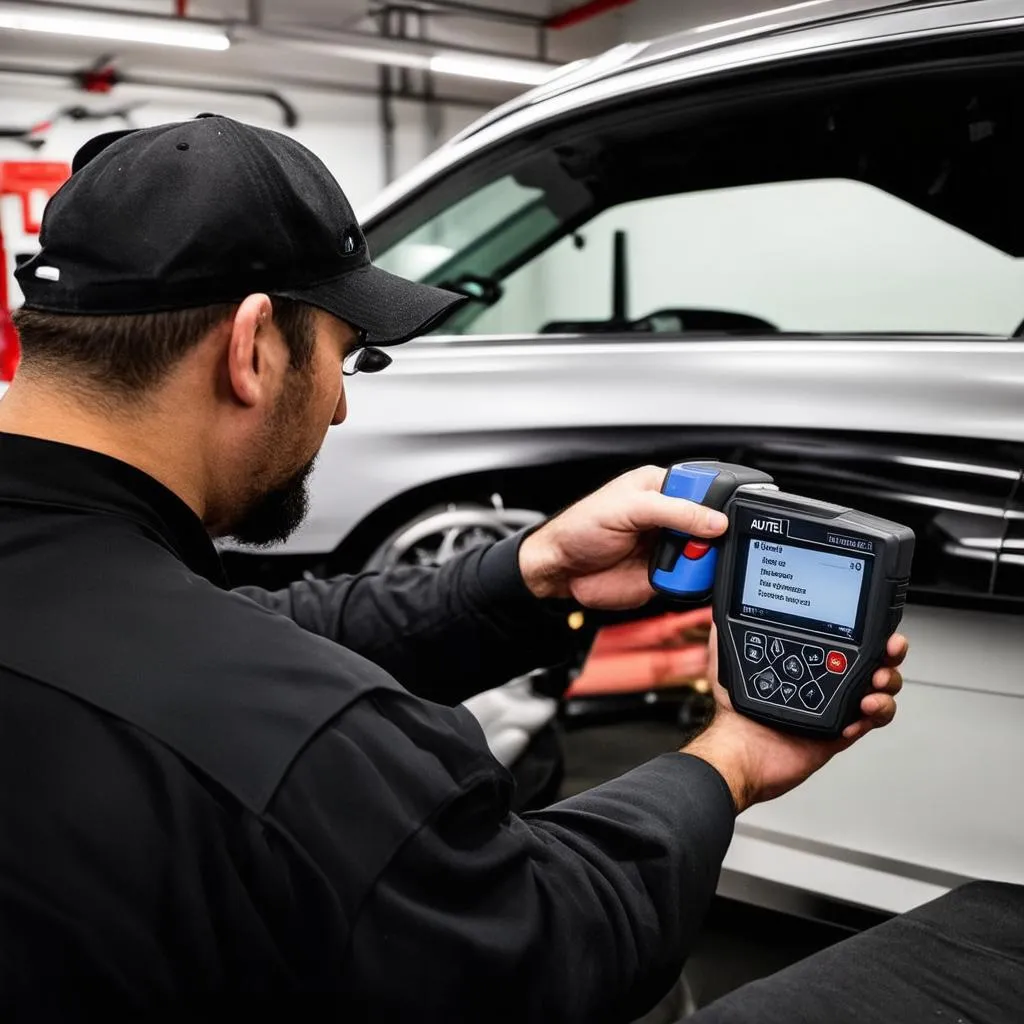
0, 434, 735, 1023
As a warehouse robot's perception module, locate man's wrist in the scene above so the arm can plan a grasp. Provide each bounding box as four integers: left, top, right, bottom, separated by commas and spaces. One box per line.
517, 527, 569, 601
478, 528, 574, 619
477, 531, 546, 604
681, 724, 756, 814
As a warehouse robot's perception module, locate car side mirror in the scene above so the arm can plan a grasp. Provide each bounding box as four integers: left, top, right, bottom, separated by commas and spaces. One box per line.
438, 274, 504, 308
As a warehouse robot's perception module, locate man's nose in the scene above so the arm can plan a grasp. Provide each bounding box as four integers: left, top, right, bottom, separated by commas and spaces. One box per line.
331, 390, 347, 426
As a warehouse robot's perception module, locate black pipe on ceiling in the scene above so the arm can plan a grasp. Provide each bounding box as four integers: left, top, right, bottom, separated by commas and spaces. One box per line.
373, 0, 545, 27
0, 63, 497, 124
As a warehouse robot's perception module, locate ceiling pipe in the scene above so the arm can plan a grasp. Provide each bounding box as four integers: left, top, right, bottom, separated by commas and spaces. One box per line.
546, 0, 637, 31
125, 66, 496, 110
374, 1, 550, 64
231, 22, 559, 85
0, 61, 498, 116
401, 1, 544, 27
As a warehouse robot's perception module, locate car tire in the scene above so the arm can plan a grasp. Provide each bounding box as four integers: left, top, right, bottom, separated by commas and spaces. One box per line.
362, 497, 544, 573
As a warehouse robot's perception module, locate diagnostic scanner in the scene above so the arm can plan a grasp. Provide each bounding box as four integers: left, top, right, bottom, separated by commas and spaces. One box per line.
650, 461, 914, 738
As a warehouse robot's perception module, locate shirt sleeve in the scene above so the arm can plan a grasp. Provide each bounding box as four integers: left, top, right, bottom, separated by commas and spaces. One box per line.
233, 533, 576, 705
267, 692, 736, 1024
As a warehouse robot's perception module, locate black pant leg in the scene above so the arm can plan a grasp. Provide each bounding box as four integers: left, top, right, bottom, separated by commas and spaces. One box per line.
688, 881, 1024, 1024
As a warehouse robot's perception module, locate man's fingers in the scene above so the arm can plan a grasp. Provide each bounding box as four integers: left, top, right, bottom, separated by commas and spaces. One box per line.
841, 693, 899, 741
569, 556, 658, 609
885, 633, 908, 667
860, 692, 897, 726
628, 465, 673, 492
872, 667, 903, 695
841, 719, 871, 742
631, 490, 729, 538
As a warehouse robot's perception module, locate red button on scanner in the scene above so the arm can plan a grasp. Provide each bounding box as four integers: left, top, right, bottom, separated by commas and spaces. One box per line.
682, 540, 712, 560
826, 651, 847, 674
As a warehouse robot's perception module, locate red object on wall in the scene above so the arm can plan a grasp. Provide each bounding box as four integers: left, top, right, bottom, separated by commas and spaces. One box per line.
80, 65, 118, 94
546, 0, 637, 31
0, 161, 71, 381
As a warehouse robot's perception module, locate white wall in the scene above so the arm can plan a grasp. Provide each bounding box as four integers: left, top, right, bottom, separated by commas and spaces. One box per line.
0, 75, 482, 204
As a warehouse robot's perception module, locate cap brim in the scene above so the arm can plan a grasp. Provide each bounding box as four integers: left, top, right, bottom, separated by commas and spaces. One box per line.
278, 265, 468, 347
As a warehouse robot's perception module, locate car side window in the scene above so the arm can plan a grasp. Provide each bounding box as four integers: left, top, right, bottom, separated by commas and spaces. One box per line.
467, 180, 1024, 337
374, 176, 548, 284
369, 62, 1024, 341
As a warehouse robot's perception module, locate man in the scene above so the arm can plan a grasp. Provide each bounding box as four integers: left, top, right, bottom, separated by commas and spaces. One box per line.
0, 116, 905, 1022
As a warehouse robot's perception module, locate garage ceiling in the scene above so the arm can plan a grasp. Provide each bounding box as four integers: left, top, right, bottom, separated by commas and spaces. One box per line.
0, 0, 630, 104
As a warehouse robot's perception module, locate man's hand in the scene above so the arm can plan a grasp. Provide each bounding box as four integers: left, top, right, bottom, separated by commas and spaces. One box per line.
519, 464, 907, 812
518, 465, 728, 608
685, 629, 909, 812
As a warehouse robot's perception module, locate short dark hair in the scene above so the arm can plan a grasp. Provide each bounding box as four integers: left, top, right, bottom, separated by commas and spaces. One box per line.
12, 297, 316, 396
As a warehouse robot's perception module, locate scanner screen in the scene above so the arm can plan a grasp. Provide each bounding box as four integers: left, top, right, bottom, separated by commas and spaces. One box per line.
739, 539, 868, 641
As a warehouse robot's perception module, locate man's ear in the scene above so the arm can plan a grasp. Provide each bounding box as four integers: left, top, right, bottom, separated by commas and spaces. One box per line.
226, 293, 275, 408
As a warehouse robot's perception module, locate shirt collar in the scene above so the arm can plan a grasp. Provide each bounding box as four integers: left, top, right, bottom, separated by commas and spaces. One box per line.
0, 432, 228, 587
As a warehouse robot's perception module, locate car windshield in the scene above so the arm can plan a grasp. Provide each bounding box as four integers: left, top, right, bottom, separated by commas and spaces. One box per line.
370, 62, 1024, 338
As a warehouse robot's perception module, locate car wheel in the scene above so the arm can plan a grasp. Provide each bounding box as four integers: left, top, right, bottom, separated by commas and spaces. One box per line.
363, 494, 544, 572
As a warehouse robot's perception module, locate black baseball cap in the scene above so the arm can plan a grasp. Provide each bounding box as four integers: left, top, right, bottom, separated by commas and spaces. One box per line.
15, 114, 466, 346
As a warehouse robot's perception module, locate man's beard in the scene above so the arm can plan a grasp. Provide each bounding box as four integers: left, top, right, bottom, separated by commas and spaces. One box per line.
227, 454, 318, 548
226, 368, 319, 548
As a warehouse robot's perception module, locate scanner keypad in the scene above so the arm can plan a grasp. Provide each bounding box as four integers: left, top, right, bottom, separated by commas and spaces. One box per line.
731, 625, 854, 716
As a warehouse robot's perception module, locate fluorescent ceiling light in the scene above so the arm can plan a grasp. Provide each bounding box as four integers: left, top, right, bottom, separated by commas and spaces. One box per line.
0, 3, 230, 51
429, 51, 557, 86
